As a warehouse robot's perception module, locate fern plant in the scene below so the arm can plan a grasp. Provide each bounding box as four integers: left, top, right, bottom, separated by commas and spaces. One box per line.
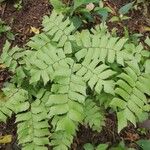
0, 11, 150, 150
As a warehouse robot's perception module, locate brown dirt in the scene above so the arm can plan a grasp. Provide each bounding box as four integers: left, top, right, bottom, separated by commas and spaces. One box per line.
0, 116, 18, 150
0, 0, 51, 50
72, 114, 119, 150
0, 0, 150, 150
72, 113, 150, 150
106, 0, 150, 37
0, 68, 11, 88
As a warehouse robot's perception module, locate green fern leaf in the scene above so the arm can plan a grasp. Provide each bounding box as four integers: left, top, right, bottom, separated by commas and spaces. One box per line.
0, 41, 27, 72
27, 33, 50, 50
84, 99, 105, 131
46, 61, 86, 149
110, 61, 150, 132
91, 23, 108, 37
50, 131, 73, 150
26, 41, 71, 85
0, 85, 29, 122
75, 30, 128, 65
76, 55, 116, 94
145, 37, 150, 47
16, 100, 49, 150
42, 11, 75, 50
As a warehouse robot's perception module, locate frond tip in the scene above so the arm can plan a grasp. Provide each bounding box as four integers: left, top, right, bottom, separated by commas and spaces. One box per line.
84, 99, 105, 132
0, 86, 29, 122
42, 10, 75, 49
110, 61, 150, 132
16, 100, 49, 150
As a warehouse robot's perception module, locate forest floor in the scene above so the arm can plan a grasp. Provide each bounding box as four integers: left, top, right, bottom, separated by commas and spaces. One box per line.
0, 0, 150, 149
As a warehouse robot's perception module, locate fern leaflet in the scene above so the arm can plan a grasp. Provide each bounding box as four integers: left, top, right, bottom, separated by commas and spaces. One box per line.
16, 100, 49, 150
110, 61, 150, 132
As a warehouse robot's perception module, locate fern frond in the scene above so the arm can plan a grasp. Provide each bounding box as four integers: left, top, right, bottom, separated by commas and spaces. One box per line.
0, 41, 28, 72
46, 61, 86, 149
27, 33, 51, 50
50, 131, 73, 150
96, 93, 114, 109
123, 43, 150, 63
0, 41, 29, 86
145, 60, 150, 74
16, 100, 49, 150
75, 30, 128, 65
26, 11, 76, 85
25, 41, 71, 85
110, 61, 150, 132
76, 50, 116, 94
145, 37, 150, 47
84, 99, 105, 131
0, 85, 29, 122
91, 23, 109, 37
42, 11, 75, 50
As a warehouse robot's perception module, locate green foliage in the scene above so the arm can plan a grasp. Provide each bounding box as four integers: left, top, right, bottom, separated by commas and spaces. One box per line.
145, 37, 150, 47
0, 85, 29, 122
50, 0, 69, 14
0, 41, 28, 72
84, 143, 95, 150
50, 0, 110, 29
83, 141, 135, 150
110, 2, 134, 23
73, 0, 99, 10
42, 11, 75, 48
14, 0, 23, 10
136, 139, 150, 150
110, 141, 135, 150
83, 143, 108, 150
84, 99, 105, 131
16, 100, 49, 150
0, 19, 14, 40
0, 11, 150, 149
118, 2, 134, 15
51, 0, 100, 13
110, 61, 150, 132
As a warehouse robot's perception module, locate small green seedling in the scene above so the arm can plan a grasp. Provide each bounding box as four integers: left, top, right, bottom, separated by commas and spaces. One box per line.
0, 19, 14, 40
14, 0, 23, 10
110, 2, 134, 22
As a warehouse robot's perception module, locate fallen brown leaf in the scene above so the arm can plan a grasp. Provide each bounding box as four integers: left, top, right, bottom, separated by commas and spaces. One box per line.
0, 135, 12, 144
30, 26, 40, 34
